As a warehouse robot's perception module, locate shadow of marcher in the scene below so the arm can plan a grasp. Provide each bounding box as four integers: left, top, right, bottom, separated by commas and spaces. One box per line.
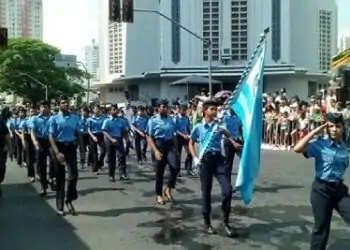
0, 183, 89, 250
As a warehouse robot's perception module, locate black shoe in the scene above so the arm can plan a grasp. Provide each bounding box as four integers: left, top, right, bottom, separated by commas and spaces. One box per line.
120, 174, 129, 181
66, 201, 77, 216
109, 177, 116, 182
57, 210, 66, 216
39, 188, 47, 197
204, 224, 217, 234
223, 223, 239, 238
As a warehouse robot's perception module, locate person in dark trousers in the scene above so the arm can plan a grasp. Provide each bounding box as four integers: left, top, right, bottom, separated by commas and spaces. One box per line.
131, 106, 148, 164
294, 113, 350, 250
222, 108, 243, 183
49, 95, 80, 216
78, 107, 90, 169
188, 100, 238, 238
146, 99, 179, 205
88, 105, 106, 174
102, 104, 128, 182
7, 111, 18, 161
0, 114, 11, 197
15, 108, 26, 167
174, 104, 193, 176
19, 107, 36, 182
30, 100, 51, 196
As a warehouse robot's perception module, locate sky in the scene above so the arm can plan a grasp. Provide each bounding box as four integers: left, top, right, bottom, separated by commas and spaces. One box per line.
43, 0, 350, 60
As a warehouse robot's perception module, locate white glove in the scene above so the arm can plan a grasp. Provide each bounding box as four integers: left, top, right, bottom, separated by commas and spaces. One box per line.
193, 157, 200, 166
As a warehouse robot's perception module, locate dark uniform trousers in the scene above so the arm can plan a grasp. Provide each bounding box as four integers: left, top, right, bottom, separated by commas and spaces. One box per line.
310, 178, 350, 250
15, 134, 23, 166
36, 138, 50, 189
134, 133, 147, 161
153, 139, 179, 195
90, 133, 106, 172
0, 151, 6, 184
10, 135, 16, 160
78, 132, 92, 166
200, 152, 232, 223
175, 135, 192, 172
106, 137, 126, 177
24, 134, 35, 178
54, 142, 78, 211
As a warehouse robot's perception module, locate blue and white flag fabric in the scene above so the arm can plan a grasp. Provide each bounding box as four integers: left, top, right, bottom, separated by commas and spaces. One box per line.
229, 42, 266, 205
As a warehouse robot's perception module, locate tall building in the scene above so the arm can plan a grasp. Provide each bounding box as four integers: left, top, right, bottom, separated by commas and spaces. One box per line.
339, 34, 350, 51
84, 39, 100, 81
0, 0, 43, 40
159, 0, 337, 73
98, 0, 160, 83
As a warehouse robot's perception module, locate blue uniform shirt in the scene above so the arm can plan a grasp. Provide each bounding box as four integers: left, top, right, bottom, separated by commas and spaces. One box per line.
7, 118, 16, 131
79, 116, 89, 133
102, 116, 126, 138
223, 114, 241, 139
18, 118, 29, 134
29, 114, 50, 138
146, 114, 177, 140
132, 115, 148, 132
175, 115, 190, 135
48, 112, 80, 142
304, 137, 349, 182
190, 121, 225, 152
88, 115, 105, 134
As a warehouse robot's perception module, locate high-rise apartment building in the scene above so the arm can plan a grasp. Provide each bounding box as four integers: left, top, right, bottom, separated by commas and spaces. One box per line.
98, 0, 160, 82
84, 39, 100, 81
0, 0, 43, 40
339, 34, 350, 51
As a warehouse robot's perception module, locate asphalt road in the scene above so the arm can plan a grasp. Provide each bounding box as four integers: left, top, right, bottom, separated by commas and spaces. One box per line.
1, 150, 350, 250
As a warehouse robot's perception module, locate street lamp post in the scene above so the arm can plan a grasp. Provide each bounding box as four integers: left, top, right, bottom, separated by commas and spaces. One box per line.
76, 61, 90, 104
134, 8, 213, 96
19, 72, 48, 100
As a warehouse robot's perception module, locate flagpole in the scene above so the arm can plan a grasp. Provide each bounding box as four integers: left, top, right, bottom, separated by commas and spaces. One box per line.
208, 0, 212, 96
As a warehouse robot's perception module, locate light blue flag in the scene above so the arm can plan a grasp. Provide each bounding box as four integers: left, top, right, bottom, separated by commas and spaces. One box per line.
229, 42, 266, 205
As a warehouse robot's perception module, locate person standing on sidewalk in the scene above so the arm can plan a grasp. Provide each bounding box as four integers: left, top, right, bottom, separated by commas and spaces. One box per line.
0, 114, 11, 197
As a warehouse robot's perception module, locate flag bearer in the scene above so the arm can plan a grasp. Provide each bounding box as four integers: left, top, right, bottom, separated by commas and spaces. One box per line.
146, 99, 179, 205
189, 100, 238, 237
102, 104, 128, 182
30, 100, 51, 196
49, 95, 80, 216
294, 113, 350, 250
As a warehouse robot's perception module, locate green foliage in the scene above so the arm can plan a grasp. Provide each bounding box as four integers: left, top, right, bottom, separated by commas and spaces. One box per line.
0, 38, 87, 104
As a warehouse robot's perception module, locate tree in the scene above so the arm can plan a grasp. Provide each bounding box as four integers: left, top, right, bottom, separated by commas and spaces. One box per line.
0, 38, 87, 104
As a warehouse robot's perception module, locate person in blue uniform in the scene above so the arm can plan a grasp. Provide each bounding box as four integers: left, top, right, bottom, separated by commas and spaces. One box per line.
188, 100, 238, 237
294, 113, 350, 250
14, 108, 26, 167
119, 109, 132, 157
222, 108, 243, 183
29, 100, 51, 196
102, 104, 128, 181
131, 106, 148, 164
88, 105, 106, 174
78, 107, 90, 169
19, 107, 37, 182
49, 95, 80, 216
174, 104, 193, 176
146, 99, 179, 205
7, 111, 18, 161
0, 114, 11, 197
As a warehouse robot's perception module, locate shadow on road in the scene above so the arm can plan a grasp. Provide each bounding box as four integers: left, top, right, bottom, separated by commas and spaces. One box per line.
0, 183, 89, 250
254, 184, 304, 193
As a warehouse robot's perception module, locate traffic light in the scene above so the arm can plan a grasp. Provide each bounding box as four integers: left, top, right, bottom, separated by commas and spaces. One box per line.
122, 0, 134, 23
109, 0, 121, 22
0, 28, 8, 48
